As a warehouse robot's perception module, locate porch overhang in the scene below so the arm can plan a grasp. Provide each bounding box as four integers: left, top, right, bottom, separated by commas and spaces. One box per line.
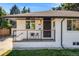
2, 10, 79, 19
2, 16, 79, 19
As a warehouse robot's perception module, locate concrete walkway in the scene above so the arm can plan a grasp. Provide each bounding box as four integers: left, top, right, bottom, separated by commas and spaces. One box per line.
0, 37, 13, 56
0, 37, 5, 41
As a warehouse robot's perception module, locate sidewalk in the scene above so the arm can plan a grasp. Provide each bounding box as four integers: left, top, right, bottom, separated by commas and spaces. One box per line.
0, 37, 13, 56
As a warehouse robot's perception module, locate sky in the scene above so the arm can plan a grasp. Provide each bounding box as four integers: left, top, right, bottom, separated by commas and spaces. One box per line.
0, 3, 61, 13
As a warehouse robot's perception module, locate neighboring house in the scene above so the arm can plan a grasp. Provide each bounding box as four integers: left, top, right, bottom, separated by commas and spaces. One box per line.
3, 10, 79, 49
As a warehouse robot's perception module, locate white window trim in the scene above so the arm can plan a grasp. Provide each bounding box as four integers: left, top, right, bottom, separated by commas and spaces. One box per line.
26, 20, 35, 30
67, 19, 79, 31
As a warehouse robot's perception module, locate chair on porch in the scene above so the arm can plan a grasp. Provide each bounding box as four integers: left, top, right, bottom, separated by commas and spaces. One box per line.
30, 32, 40, 39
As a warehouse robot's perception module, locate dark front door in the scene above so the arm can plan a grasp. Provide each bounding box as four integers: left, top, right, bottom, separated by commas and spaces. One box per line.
43, 17, 51, 38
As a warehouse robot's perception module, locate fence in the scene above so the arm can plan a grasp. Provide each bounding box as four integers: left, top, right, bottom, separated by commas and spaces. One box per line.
0, 28, 11, 36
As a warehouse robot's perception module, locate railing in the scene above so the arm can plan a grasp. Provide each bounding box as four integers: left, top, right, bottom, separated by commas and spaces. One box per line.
12, 29, 55, 41
0, 37, 13, 56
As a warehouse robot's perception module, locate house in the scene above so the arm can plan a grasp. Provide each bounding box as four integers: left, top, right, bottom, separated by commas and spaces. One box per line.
3, 10, 79, 49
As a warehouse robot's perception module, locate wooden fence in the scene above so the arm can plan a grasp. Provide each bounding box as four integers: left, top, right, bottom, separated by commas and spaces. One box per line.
0, 28, 11, 36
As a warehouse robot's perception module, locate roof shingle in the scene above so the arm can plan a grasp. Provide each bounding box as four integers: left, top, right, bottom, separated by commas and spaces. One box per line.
3, 10, 79, 18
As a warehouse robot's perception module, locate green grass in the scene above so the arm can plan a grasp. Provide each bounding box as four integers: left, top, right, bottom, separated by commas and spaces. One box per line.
7, 49, 79, 56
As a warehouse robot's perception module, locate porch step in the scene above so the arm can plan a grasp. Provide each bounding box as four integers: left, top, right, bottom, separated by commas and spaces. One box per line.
14, 39, 55, 42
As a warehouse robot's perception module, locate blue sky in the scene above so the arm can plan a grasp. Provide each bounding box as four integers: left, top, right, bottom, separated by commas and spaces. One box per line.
0, 3, 61, 13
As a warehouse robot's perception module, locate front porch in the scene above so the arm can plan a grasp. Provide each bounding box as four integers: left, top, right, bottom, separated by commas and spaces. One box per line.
11, 17, 56, 42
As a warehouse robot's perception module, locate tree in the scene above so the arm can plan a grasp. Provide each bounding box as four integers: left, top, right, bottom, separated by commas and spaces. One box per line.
52, 6, 62, 10
27, 8, 30, 13
52, 3, 79, 11
21, 6, 28, 13
0, 6, 6, 16
1, 19, 11, 28
10, 5, 20, 14
21, 7, 30, 13
0, 7, 7, 28
61, 3, 79, 11
0, 6, 11, 28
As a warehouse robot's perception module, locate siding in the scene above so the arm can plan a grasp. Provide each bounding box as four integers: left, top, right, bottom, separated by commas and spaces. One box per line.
62, 19, 79, 48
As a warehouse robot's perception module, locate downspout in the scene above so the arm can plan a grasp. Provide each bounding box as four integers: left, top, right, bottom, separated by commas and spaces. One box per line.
61, 18, 65, 49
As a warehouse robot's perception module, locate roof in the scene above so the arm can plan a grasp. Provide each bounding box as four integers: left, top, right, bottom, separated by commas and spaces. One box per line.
3, 10, 79, 18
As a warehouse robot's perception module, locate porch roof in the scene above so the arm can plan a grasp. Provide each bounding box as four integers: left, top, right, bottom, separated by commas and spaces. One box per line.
2, 10, 79, 18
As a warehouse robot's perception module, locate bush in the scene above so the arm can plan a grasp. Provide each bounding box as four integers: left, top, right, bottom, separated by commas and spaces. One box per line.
0, 18, 12, 29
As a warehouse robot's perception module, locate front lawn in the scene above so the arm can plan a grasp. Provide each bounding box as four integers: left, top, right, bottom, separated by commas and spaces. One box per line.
7, 49, 79, 56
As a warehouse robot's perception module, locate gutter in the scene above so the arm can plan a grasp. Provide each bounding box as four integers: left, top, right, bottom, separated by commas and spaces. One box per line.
61, 18, 65, 49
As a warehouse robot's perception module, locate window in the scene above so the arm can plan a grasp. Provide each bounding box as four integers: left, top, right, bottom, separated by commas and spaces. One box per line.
26, 21, 30, 29
67, 20, 79, 31
10, 20, 16, 28
30, 21, 35, 29
53, 21, 55, 28
67, 20, 72, 30
26, 21, 35, 29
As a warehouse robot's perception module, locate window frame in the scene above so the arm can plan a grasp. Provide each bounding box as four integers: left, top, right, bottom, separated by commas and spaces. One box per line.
67, 19, 79, 31
10, 20, 16, 28
26, 20, 35, 30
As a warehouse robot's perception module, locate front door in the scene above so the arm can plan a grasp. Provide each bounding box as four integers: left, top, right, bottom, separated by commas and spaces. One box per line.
43, 17, 51, 39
